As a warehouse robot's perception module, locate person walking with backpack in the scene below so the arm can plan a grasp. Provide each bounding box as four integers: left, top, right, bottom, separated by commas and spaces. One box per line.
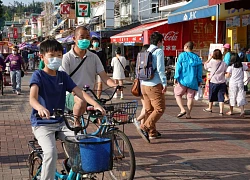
174, 41, 203, 119
111, 47, 126, 99
136, 32, 167, 143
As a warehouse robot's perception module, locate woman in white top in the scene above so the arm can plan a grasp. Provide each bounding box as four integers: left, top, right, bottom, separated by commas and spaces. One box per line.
111, 47, 126, 99
226, 52, 250, 117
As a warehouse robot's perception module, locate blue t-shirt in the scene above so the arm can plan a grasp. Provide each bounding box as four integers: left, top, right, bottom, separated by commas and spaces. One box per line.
30, 70, 77, 126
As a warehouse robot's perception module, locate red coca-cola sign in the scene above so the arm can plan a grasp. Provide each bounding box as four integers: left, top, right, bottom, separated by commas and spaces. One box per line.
163, 31, 179, 41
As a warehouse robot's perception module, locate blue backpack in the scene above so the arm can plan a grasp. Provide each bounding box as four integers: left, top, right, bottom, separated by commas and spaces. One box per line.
136, 48, 158, 80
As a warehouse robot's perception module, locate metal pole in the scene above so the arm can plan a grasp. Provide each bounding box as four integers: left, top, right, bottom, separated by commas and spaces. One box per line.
215, 4, 219, 43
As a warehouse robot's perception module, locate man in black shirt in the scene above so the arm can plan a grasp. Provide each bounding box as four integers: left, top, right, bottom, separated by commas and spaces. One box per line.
90, 37, 107, 98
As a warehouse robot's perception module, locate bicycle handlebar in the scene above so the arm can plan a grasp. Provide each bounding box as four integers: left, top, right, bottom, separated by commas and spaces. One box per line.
83, 85, 124, 105
35, 109, 102, 134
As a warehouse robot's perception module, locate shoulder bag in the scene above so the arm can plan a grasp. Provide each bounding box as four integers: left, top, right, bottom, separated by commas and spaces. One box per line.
209, 61, 222, 83
117, 57, 129, 77
69, 56, 87, 77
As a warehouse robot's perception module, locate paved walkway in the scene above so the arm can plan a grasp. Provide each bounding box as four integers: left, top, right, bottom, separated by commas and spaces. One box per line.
1, 73, 250, 179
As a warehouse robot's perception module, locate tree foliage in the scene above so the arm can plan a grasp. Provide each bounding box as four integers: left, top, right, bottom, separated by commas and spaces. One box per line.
0, 1, 43, 29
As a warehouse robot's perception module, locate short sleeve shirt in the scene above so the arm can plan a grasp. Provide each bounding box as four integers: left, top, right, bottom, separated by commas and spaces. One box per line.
60, 49, 104, 90
5, 54, 23, 71
227, 63, 248, 85
29, 70, 77, 126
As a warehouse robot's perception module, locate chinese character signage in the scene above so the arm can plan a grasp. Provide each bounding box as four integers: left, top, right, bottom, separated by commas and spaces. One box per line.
76, 2, 90, 17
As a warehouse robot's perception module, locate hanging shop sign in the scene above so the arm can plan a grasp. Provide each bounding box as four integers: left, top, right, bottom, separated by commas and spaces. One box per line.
242, 14, 250, 26
226, 16, 240, 28
60, 4, 70, 14
76, 2, 90, 17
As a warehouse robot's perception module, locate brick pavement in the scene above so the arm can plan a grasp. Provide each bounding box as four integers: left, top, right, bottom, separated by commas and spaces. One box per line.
1, 73, 250, 179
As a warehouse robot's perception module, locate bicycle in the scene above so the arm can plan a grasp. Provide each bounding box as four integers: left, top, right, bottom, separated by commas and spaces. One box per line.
62, 85, 138, 180
28, 109, 111, 180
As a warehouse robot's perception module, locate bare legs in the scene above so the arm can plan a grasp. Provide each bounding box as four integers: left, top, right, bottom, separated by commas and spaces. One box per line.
114, 79, 124, 99
175, 95, 194, 118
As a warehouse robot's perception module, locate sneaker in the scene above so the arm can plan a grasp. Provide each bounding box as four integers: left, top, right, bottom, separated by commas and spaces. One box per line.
136, 128, 150, 143
120, 94, 124, 99
16, 91, 21, 95
12, 90, 16, 93
132, 118, 140, 129
149, 131, 162, 140
113, 93, 117, 99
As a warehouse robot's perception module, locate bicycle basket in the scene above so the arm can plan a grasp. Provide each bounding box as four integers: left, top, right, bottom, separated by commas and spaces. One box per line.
104, 100, 138, 124
64, 135, 113, 173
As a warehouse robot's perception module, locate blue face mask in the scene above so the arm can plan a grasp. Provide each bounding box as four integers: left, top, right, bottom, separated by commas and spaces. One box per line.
92, 42, 99, 48
46, 57, 62, 70
77, 39, 90, 50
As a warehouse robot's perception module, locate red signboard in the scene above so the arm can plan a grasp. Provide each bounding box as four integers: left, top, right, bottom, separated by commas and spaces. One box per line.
209, 0, 235, 6
60, 4, 70, 14
111, 36, 142, 43
13, 28, 18, 39
145, 23, 183, 56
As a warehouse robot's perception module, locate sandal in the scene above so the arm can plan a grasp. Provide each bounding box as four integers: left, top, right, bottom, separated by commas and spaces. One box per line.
219, 112, 223, 116
177, 111, 186, 118
203, 108, 212, 113
226, 111, 234, 115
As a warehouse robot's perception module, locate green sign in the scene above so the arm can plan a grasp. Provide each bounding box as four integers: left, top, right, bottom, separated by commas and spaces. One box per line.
76, 2, 90, 17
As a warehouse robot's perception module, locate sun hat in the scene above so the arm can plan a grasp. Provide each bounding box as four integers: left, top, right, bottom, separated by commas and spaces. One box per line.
223, 43, 231, 49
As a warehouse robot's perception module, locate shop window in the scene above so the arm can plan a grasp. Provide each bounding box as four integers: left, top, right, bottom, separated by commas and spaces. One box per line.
152, 3, 159, 13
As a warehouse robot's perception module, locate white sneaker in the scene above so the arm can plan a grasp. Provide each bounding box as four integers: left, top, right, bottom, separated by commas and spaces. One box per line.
120, 94, 124, 99
16, 91, 21, 95
133, 118, 140, 129
113, 93, 117, 99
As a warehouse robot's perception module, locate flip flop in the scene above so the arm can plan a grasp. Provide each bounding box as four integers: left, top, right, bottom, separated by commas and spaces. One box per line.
203, 108, 212, 113
226, 112, 234, 115
177, 111, 186, 118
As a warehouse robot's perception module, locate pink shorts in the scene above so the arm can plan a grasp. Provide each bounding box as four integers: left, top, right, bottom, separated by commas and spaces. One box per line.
174, 83, 196, 99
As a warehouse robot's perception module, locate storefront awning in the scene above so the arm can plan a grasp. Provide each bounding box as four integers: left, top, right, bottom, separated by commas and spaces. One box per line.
110, 21, 168, 43
168, 0, 217, 24
209, 0, 236, 6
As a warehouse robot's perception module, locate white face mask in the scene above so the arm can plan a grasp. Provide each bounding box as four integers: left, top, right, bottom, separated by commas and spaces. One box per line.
46, 57, 62, 70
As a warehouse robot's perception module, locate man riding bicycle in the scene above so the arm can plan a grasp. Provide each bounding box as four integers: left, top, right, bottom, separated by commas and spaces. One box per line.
59, 26, 117, 125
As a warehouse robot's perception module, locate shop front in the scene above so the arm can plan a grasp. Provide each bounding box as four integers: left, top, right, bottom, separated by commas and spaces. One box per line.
217, 3, 250, 51
167, 0, 224, 61
110, 21, 183, 60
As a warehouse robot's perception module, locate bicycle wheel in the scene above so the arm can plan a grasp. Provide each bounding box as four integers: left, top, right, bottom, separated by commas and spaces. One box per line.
102, 129, 136, 180
28, 151, 42, 180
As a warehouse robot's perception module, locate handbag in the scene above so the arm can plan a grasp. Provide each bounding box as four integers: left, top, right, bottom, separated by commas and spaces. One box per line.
131, 78, 141, 97
117, 57, 129, 77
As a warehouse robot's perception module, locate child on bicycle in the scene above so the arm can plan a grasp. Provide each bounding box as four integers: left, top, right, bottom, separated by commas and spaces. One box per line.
29, 38, 105, 180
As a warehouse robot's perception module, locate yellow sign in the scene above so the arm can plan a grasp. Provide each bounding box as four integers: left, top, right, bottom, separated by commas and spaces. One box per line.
219, 4, 250, 20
